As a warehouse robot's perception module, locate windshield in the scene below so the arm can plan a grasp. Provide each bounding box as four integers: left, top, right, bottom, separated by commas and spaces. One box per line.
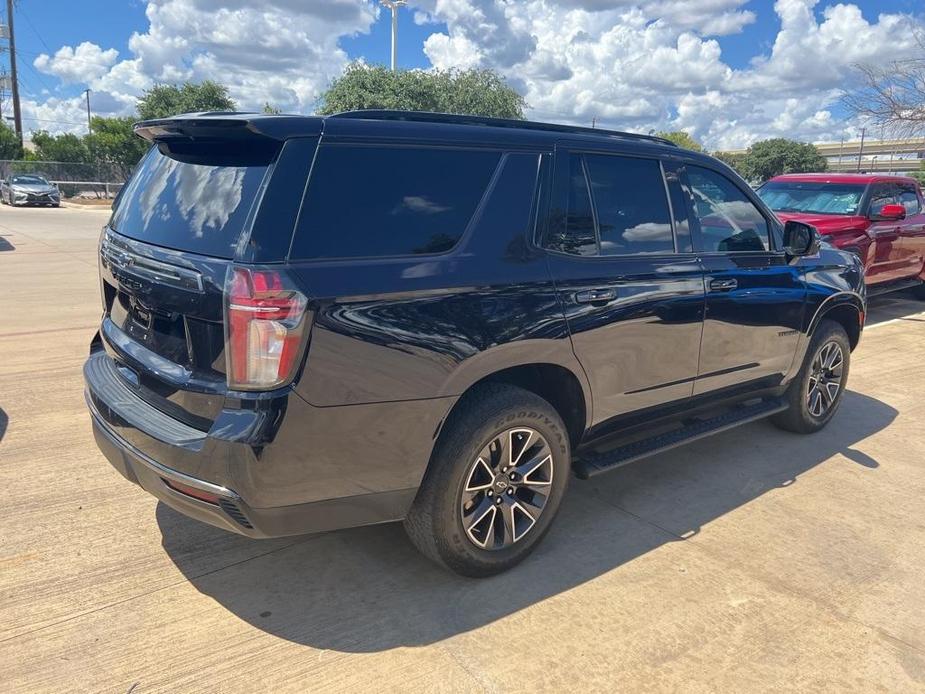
12, 175, 49, 185
758, 182, 866, 216
110, 146, 271, 259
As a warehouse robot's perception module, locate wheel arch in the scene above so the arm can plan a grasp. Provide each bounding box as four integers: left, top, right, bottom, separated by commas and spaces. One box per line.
807, 292, 864, 350
438, 352, 592, 452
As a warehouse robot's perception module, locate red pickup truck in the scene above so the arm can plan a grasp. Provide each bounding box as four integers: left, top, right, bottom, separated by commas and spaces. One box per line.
758, 173, 925, 296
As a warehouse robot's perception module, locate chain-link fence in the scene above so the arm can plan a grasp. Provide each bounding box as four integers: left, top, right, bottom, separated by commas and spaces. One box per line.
0, 160, 126, 199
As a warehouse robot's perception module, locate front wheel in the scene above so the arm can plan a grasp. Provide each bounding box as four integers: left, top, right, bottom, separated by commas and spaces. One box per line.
772, 320, 850, 434
404, 384, 571, 577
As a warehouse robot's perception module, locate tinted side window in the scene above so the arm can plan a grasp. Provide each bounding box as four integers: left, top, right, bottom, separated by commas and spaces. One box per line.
897, 184, 921, 215
585, 154, 674, 255
868, 184, 896, 216
291, 146, 501, 259
687, 166, 770, 253
546, 154, 597, 256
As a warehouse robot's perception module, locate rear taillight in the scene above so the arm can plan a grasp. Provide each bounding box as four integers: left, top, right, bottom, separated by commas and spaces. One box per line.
225, 266, 308, 390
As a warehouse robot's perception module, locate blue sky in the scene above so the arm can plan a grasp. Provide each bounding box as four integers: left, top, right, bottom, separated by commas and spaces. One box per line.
6, 0, 923, 148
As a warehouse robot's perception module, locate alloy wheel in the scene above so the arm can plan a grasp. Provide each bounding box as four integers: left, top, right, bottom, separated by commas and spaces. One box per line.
460, 427, 554, 550
806, 341, 844, 418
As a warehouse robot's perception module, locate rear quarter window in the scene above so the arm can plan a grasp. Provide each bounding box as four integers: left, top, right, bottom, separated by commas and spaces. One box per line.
290, 145, 501, 260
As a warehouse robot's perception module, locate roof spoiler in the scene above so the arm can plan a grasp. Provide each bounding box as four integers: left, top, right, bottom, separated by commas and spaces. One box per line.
133, 112, 323, 143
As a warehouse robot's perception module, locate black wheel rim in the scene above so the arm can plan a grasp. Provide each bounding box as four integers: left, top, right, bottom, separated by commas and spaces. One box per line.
807, 341, 844, 418
459, 427, 554, 550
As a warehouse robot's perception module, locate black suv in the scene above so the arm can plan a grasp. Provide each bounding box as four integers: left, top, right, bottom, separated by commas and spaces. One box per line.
84, 111, 865, 576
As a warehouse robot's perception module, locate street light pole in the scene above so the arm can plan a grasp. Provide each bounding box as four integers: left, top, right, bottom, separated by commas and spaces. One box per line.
856, 127, 866, 173
380, 1, 406, 71
5, 0, 22, 146
83, 89, 92, 134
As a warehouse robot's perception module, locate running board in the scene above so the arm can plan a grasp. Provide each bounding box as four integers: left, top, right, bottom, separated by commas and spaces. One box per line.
573, 398, 788, 480
867, 278, 923, 297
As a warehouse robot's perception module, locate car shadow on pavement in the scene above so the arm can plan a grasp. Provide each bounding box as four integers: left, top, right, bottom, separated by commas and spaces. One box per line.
866, 289, 924, 326
158, 389, 895, 653
0, 235, 14, 252
0, 407, 7, 442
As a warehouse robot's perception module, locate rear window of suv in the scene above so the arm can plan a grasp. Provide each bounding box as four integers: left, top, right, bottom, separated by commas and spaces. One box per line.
110, 146, 272, 259
290, 145, 501, 260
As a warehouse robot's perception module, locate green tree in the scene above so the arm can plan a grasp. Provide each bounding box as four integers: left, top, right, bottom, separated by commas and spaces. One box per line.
262, 102, 282, 114
712, 150, 747, 175
655, 130, 703, 151
739, 138, 827, 183
29, 131, 91, 163
0, 121, 22, 159
317, 64, 526, 119
86, 116, 150, 180
137, 80, 236, 120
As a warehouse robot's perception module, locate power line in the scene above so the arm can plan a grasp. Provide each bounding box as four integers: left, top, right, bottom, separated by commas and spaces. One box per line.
21, 56, 56, 94
17, 4, 53, 55
9, 114, 87, 126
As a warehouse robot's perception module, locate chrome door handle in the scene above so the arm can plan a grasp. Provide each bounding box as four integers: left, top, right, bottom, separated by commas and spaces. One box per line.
709, 278, 738, 292
575, 288, 617, 304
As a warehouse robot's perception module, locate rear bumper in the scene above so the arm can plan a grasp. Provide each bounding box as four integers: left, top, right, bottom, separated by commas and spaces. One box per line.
87, 393, 417, 538
84, 349, 453, 538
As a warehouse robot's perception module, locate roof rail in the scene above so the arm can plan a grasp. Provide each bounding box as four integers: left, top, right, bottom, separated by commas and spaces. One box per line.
330, 110, 678, 147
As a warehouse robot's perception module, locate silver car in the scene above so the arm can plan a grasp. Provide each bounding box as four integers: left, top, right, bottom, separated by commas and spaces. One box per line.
0, 174, 60, 207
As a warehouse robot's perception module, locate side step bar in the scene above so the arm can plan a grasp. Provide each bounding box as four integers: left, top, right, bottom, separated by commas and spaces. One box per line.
573, 398, 788, 480
867, 278, 923, 297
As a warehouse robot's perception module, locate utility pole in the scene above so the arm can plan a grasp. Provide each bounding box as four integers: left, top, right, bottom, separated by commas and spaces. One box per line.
83, 89, 92, 134
856, 127, 866, 173
5, 0, 21, 146
380, 1, 406, 71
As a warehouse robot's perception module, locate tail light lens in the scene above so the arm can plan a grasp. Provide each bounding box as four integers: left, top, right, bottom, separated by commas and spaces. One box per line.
225, 266, 308, 390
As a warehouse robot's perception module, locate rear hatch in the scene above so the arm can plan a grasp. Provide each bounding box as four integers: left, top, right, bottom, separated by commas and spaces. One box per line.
96, 115, 318, 430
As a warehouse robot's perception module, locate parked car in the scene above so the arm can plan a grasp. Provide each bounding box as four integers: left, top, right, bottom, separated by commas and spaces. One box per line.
758, 173, 925, 296
84, 111, 865, 576
0, 173, 60, 207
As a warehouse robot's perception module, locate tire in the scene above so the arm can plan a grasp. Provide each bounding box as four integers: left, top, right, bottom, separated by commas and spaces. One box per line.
404, 383, 571, 577
772, 319, 850, 434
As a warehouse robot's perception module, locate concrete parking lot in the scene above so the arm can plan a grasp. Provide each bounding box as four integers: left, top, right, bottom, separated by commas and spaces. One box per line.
1, 205, 924, 693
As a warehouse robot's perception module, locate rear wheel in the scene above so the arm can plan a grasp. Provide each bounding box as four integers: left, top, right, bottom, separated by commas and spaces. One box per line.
404, 383, 571, 577
772, 320, 850, 434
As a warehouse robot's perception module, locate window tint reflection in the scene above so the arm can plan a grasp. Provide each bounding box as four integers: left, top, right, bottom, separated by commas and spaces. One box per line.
545, 154, 597, 256
291, 146, 501, 259
688, 166, 770, 253
111, 147, 267, 259
585, 154, 674, 256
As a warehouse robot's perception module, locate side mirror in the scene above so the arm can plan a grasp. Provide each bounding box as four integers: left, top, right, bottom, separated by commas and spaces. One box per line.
783, 220, 820, 257
870, 203, 906, 222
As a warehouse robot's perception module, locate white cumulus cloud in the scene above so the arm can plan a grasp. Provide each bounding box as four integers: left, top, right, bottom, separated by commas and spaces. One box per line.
20, 0, 925, 149
34, 42, 119, 84
416, 0, 923, 148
